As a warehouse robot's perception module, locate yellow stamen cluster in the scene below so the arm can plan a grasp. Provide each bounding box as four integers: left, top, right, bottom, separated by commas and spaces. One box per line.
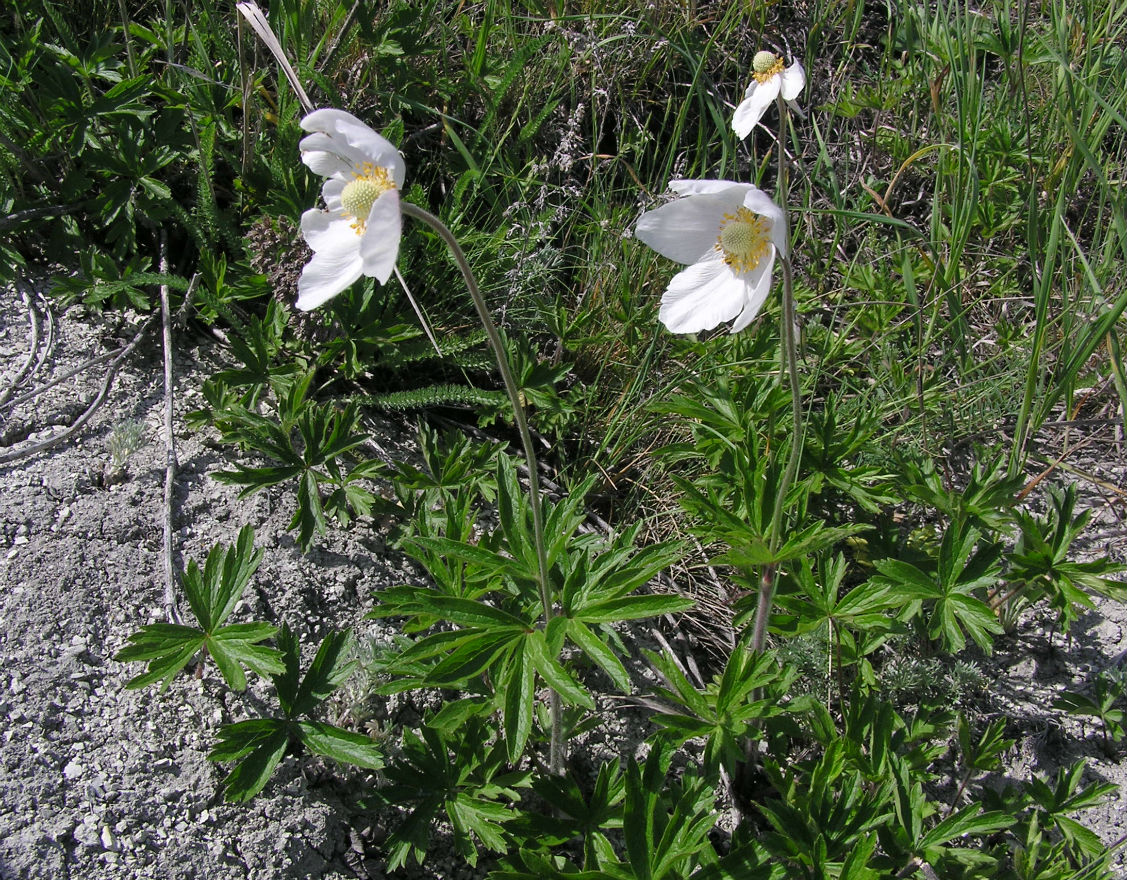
752, 50, 785, 83
716, 207, 771, 273
340, 162, 395, 233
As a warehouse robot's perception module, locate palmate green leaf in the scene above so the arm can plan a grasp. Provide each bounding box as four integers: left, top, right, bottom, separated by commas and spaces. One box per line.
448, 794, 511, 864
566, 619, 631, 693
115, 624, 204, 691
208, 627, 377, 802
114, 623, 203, 663
958, 716, 1011, 774
776, 554, 902, 639
873, 522, 1003, 652
917, 804, 1013, 856
569, 530, 679, 602
206, 622, 284, 691
185, 524, 264, 632
300, 402, 368, 467
498, 641, 535, 763
292, 628, 356, 718
519, 761, 626, 844
929, 593, 1002, 653
717, 522, 871, 568
575, 593, 693, 624
296, 720, 384, 770
526, 629, 594, 709
385, 794, 444, 871
208, 718, 285, 762
1027, 760, 1117, 817
208, 720, 289, 803
115, 528, 274, 691
379, 717, 530, 869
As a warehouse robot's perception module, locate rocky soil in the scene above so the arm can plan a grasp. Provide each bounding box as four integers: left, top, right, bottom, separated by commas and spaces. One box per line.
1, 284, 1125, 879
0, 286, 420, 879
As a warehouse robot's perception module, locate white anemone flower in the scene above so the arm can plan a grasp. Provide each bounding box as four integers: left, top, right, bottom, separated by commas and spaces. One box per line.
296, 108, 406, 311
636, 180, 786, 335
732, 51, 806, 140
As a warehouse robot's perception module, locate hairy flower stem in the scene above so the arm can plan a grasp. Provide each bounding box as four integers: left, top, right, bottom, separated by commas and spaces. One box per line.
750, 94, 804, 657
400, 201, 563, 774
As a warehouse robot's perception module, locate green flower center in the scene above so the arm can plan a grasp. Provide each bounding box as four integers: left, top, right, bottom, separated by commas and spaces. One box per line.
752, 51, 785, 83
717, 207, 771, 273
340, 162, 395, 233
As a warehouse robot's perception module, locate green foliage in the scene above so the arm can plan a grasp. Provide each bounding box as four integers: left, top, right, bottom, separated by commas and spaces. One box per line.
209, 626, 383, 803
870, 520, 1004, 653
1007, 486, 1127, 631
506, 760, 626, 865
901, 453, 1023, 536
1054, 670, 1127, 749
373, 715, 531, 870
371, 454, 687, 761
646, 645, 798, 777
114, 526, 283, 691
210, 372, 378, 550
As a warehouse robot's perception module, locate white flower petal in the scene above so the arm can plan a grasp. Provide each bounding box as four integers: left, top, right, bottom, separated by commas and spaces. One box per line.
300, 109, 405, 186
729, 250, 776, 332
321, 176, 346, 213
300, 107, 365, 134
334, 121, 405, 187
299, 133, 359, 177
300, 131, 384, 178
301, 207, 356, 253
358, 190, 402, 284
668, 179, 749, 197
295, 209, 365, 310
739, 189, 788, 258
637, 190, 744, 265
780, 62, 806, 101
732, 77, 782, 139
658, 255, 750, 334
297, 254, 365, 311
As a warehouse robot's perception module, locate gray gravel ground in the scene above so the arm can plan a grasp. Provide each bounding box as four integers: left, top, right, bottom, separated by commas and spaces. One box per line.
0, 289, 409, 879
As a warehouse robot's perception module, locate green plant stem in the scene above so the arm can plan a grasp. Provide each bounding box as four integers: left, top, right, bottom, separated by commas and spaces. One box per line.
751, 94, 803, 657
400, 200, 562, 774
116, 0, 138, 78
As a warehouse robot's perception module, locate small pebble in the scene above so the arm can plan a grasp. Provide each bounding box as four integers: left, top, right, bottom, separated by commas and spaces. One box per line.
74, 822, 101, 848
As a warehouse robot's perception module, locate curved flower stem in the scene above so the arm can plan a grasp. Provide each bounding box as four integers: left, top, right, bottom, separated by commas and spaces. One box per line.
400, 200, 562, 773
750, 93, 804, 657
